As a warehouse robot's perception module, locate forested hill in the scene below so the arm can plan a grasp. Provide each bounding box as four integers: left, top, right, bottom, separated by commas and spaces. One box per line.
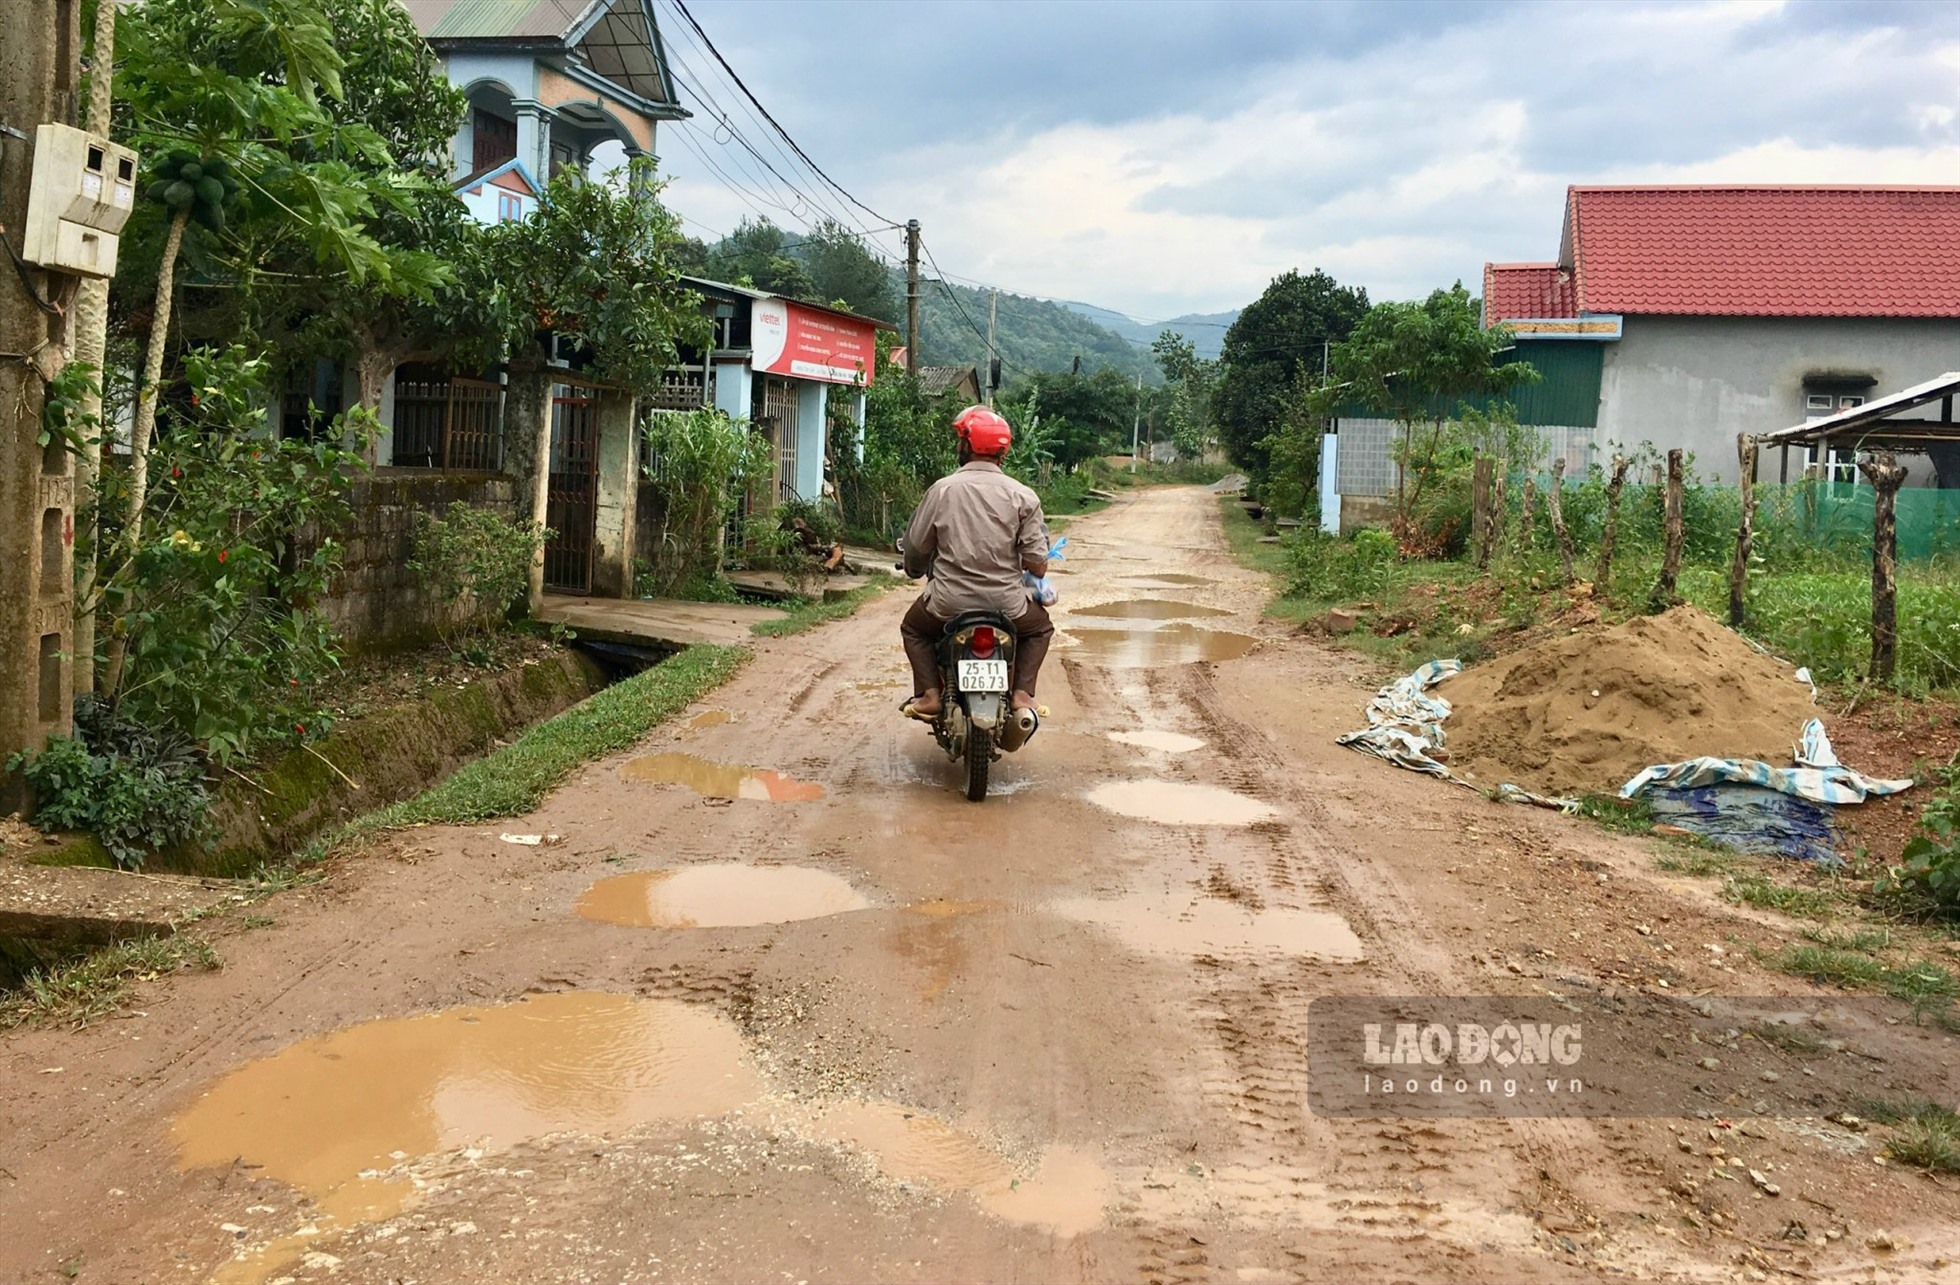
1060, 302, 1240, 361
904, 275, 1154, 382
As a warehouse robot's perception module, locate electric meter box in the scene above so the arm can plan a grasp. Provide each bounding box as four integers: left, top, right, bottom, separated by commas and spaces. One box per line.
23, 123, 138, 279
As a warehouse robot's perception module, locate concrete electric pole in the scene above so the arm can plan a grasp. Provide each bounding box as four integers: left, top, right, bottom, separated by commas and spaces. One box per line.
904, 218, 920, 378
1130, 371, 1143, 472
984, 287, 997, 407
0, 0, 84, 811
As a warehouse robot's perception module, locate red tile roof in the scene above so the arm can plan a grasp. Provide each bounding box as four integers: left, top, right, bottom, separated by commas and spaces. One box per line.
1482, 262, 1576, 324
1568, 185, 1960, 318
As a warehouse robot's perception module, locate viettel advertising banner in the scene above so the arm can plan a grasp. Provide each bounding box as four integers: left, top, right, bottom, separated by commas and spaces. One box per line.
752, 298, 877, 386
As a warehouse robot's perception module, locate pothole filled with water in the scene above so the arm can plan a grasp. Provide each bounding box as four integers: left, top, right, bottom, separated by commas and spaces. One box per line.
683, 709, 734, 732
1049, 891, 1363, 960
173, 992, 763, 1227
577, 864, 870, 928
1071, 598, 1233, 620
1086, 779, 1276, 826
1119, 573, 1216, 588
807, 1100, 1111, 1237
1108, 730, 1207, 754
174, 991, 1111, 1270
622, 752, 824, 801
1064, 624, 1258, 667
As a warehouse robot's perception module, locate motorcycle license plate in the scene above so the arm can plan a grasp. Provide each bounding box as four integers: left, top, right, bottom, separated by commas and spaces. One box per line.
957, 659, 1009, 692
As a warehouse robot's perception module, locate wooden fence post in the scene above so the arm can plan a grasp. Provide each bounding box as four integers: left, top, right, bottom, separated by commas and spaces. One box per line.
1517, 473, 1537, 559
1652, 448, 1685, 607
1729, 433, 1758, 628
1484, 468, 1507, 570
1471, 454, 1491, 567
1594, 453, 1628, 591
1547, 455, 1575, 585
1859, 452, 1908, 684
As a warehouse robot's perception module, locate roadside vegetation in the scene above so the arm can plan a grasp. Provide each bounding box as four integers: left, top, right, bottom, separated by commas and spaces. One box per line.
1, 933, 220, 1031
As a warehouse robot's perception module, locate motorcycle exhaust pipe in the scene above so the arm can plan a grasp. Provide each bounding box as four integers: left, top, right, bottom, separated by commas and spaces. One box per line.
998, 704, 1039, 751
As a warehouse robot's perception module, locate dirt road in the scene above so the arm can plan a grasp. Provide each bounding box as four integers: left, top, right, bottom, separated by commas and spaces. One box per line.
5, 486, 1958, 1284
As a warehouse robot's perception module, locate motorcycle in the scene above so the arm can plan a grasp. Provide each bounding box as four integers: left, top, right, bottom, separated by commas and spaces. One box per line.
896, 541, 1040, 802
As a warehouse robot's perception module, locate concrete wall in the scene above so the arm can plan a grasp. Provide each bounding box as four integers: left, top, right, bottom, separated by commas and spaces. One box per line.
312, 469, 519, 654
794, 381, 828, 502
590, 395, 639, 597
1598, 316, 1960, 484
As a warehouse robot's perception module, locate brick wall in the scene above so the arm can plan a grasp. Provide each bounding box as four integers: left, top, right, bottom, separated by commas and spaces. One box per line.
314, 468, 518, 653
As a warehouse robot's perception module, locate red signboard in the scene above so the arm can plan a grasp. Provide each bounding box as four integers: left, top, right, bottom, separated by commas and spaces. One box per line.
751, 298, 878, 386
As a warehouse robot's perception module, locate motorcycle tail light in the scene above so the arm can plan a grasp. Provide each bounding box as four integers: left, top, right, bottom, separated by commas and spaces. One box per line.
970, 626, 996, 658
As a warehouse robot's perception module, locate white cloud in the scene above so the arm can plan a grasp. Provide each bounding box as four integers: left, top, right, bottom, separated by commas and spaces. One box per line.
657, 0, 1960, 318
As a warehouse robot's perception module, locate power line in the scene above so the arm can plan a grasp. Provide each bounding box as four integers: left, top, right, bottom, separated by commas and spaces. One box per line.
667, 0, 899, 230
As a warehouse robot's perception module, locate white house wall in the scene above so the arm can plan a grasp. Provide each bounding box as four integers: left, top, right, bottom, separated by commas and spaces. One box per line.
1598, 316, 1960, 484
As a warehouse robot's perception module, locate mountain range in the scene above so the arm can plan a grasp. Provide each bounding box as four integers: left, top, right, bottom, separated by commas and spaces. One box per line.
1056, 303, 1239, 362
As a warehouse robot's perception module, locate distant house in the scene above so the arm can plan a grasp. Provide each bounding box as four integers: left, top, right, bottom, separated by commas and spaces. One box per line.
918, 365, 983, 405
1483, 185, 1960, 486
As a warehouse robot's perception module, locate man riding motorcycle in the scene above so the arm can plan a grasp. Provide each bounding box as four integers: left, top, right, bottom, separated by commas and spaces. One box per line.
899, 405, 1054, 720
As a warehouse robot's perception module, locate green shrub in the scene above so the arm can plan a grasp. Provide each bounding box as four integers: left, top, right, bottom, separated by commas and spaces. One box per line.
8, 698, 211, 869
409, 500, 545, 649
1284, 527, 1397, 602
1879, 766, 1960, 920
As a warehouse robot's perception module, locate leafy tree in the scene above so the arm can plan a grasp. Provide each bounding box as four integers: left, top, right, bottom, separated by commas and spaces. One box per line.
1214, 268, 1369, 480
704, 216, 815, 299
798, 220, 899, 322
108, 0, 437, 691
1317, 282, 1538, 538
1152, 330, 1218, 460
489, 159, 710, 389
1001, 367, 1136, 472
834, 333, 959, 540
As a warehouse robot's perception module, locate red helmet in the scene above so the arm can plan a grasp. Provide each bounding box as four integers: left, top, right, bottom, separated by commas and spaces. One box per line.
953, 404, 1013, 456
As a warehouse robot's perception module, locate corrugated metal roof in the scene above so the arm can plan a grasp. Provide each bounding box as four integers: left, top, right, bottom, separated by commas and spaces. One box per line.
918, 366, 980, 397
404, 0, 595, 42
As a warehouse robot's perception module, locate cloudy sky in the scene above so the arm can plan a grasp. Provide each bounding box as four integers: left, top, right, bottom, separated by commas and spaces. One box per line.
648, 0, 1960, 322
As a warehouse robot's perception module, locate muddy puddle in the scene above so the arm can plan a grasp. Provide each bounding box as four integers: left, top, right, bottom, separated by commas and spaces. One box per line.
578, 864, 870, 928
1119, 572, 1215, 588
177, 992, 1109, 1275
622, 751, 823, 801
683, 709, 734, 732
1071, 598, 1233, 620
173, 992, 764, 1230
1065, 624, 1258, 667
1050, 891, 1364, 961
1108, 730, 1207, 754
1086, 779, 1276, 826
808, 1101, 1111, 1236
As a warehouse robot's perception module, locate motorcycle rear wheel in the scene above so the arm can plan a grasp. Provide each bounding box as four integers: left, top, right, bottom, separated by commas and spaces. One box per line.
964, 726, 992, 802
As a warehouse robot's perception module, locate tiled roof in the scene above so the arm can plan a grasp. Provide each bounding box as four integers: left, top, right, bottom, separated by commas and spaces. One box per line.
1482, 262, 1576, 324
1566, 186, 1960, 318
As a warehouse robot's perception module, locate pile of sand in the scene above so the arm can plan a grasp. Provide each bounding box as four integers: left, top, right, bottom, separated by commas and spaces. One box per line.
1441, 606, 1818, 798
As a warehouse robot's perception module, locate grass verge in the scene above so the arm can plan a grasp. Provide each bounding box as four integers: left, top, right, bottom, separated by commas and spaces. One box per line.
2, 934, 220, 1030
753, 578, 899, 639
308, 643, 749, 856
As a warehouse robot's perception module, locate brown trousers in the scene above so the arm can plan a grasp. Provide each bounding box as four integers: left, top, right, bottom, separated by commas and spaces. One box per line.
902, 596, 1054, 699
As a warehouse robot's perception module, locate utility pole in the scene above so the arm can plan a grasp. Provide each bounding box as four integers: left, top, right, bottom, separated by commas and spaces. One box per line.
984, 287, 997, 407
904, 218, 920, 378
1129, 370, 1143, 472
1, 0, 84, 811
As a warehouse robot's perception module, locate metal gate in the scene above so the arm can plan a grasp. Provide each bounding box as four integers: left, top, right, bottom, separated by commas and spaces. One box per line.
392, 369, 504, 470
763, 378, 799, 502
544, 382, 599, 594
